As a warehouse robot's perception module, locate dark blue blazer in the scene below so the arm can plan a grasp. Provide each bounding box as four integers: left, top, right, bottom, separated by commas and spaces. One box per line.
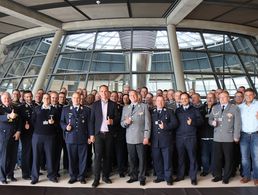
90, 100, 118, 135
175, 105, 203, 138
60, 105, 92, 144
151, 107, 178, 148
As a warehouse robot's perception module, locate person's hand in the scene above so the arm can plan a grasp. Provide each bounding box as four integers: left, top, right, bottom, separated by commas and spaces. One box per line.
25, 121, 30, 130
8, 109, 17, 119
158, 121, 164, 129
106, 116, 113, 125
143, 138, 149, 145
90, 135, 95, 143
13, 131, 20, 140
187, 117, 192, 125
212, 120, 217, 127
66, 123, 72, 131
125, 116, 132, 125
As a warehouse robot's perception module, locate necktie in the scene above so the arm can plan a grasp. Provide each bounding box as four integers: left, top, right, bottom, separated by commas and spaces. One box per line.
131, 105, 135, 114
158, 110, 161, 118
221, 105, 225, 113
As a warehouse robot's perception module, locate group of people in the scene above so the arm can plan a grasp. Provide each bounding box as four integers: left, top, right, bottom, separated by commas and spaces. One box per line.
0, 84, 257, 187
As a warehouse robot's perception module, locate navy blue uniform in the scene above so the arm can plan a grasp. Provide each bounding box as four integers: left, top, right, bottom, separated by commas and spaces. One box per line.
60, 105, 92, 181
175, 105, 203, 181
31, 106, 59, 183
151, 107, 178, 183
18, 103, 35, 179
0, 105, 20, 182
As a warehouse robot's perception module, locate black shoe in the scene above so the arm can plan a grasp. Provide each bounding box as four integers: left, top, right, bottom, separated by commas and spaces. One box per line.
140, 181, 145, 186
174, 178, 184, 182
119, 173, 125, 178
30, 180, 38, 185
8, 177, 17, 182
191, 179, 197, 185
50, 178, 58, 183
80, 179, 86, 184
167, 181, 173, 185
92, 180, 100, 188
22, 176, 31, 180
39, 172, 43, 176
200, 172, 208, 177
153, 178, 164, 183
1, 180, 8, 184
102, 177, 112, 184
127, 178, 138, 183
222, 179, 229, 184
68, 179, 77, 184
57, 173, 61, 177
212, 177, 222, 182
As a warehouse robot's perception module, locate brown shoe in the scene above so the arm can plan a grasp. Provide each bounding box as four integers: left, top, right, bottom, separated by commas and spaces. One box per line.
254, 179, 258, 186
240, 177, 250, 184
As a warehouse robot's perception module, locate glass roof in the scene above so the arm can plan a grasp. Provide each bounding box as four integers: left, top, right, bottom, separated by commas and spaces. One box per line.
44, 30, 236, 51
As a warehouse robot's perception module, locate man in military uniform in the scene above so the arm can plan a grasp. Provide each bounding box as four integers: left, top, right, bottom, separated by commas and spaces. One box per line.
60, 92, 94, 184
30, 93, 59, 184
121, 90, 151, 186
0, 92, 20, 184
151, 95, 178, 185
19, 90, 34, 180
209, 90, 241, 184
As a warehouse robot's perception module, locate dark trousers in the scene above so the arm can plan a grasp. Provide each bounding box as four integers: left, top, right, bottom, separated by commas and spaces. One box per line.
213, 141, 234, 181
31, 134, 56, 181
176, 136, 198, 180
201, 139, 213, 173
55, 133, 68, 175
66, 143, 87, 180
113, 135, 127, 174
94, 132, 113, 181
0, 132, 18, 181
21, 134, 32, 178
152, 146, 173, 182
127, 143, 146, 182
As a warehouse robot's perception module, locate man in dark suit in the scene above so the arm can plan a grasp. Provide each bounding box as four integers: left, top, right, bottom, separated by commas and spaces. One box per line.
60, 92, 93, 184
175, 92, 203, 185
151, 95, 178, 185
0, 92, 20, 184
91, 85, 118, 188
19, 90, 35, 180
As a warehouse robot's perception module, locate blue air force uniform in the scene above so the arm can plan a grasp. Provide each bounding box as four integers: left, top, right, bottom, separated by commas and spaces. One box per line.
0, 104, 20, 182
60, 105, 92, 181
31, 105, 59, 183
151, 107, 178, 183
18, 102, 35, 179
175, 105, 203, 181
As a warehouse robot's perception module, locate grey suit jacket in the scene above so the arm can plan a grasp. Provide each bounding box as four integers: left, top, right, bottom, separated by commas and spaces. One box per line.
121, 103, 151, 144
209, 103, 241, 142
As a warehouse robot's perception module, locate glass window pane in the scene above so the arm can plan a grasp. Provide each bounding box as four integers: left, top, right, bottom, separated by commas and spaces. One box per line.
240, 55, 258, 74
181, 52, 212, 72
4, 44, 21, 62
151, 52, 172, 72
49, 75, 86, 96
131, 74, 174, 93
251, 76, 258, 92
252, 37, 258, 52
231, 36, 256, 55
0, 78, 21, 92
6, 58, 31, 77
36, 37, 52, 55
177, 32, 204, 50
17, 38, 40, 58
155, 30, 169, 49
87, 74, 129, 92
210, 53, 243, 74
91, 52, 129, 72
132, 30, 157, 49
0, 62, 12, 77
185, 74, 217, 96
55, 53, 90, 73
63, 33, 96, 52
203, 34, 234, 52
95, 31, 122, 50
26, 56, 46, 75
19, 77, 37, 90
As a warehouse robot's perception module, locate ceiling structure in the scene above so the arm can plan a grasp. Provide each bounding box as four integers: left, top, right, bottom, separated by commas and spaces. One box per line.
0, 0, 258, 40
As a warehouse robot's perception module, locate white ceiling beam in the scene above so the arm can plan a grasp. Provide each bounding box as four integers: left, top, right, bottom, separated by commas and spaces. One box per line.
167, 0, 203, 25
0, 0, 62, 29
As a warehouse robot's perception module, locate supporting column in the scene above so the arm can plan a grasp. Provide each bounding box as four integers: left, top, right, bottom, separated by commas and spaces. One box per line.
0, 44, 7, 64
167, 24, 186, 91
32, 29, 63, 95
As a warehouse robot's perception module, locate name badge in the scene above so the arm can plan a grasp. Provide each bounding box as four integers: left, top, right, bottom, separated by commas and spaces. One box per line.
43, 120, 48, 125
